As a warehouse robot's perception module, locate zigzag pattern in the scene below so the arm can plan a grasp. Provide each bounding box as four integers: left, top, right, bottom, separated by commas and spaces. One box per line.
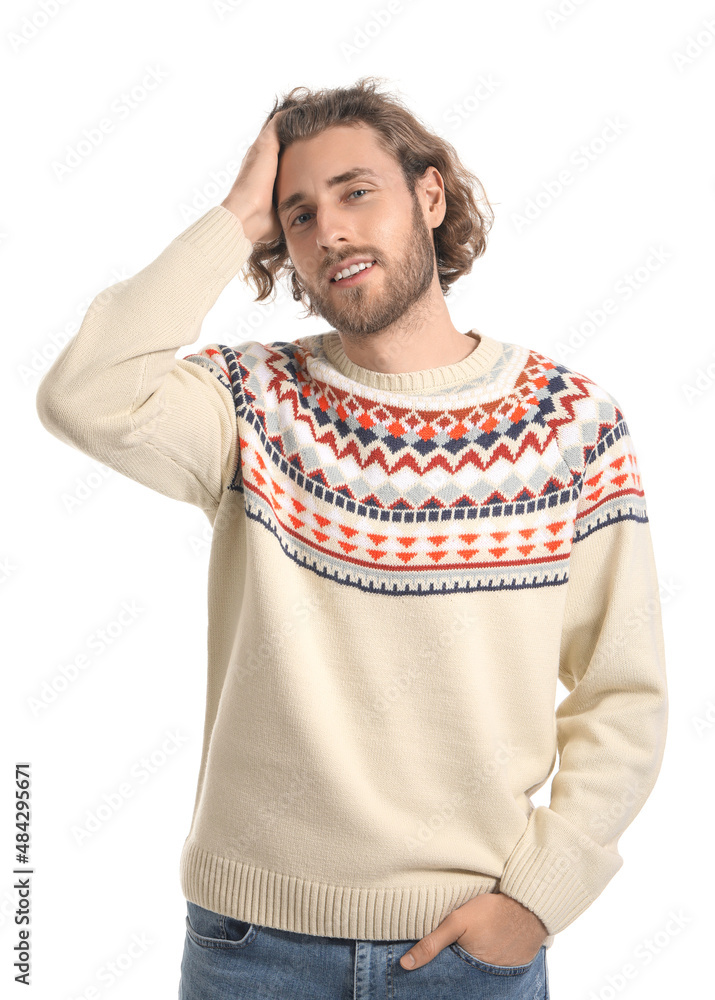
182, 334, 646, 595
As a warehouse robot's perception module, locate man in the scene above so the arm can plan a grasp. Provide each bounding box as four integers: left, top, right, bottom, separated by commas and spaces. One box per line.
36, 77, 668, 998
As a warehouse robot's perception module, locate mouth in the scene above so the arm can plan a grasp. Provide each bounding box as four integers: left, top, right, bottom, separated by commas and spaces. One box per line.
329, 260, 378, 287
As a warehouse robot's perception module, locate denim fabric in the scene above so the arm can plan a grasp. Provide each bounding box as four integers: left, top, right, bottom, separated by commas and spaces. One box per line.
179, 900, 549, 999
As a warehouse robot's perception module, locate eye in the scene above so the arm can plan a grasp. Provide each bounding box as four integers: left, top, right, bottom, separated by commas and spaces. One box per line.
290, 188, 371, 227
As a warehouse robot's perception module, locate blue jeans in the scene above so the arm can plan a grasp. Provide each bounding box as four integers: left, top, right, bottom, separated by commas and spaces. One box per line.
179, 900, 550, 999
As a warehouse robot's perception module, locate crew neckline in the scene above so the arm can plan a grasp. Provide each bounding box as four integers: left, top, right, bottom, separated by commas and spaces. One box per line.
322, 329, 502, 393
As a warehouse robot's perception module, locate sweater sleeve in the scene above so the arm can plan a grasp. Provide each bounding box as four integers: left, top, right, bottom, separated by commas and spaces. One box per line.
498, 399, 668, 936
35, 205, 254, 511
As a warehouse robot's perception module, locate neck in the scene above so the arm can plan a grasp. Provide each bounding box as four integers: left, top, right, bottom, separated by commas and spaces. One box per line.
334, 288, 476, 375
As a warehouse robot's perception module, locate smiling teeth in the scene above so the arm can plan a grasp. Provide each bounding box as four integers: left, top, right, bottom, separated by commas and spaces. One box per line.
332, 260, 376, 281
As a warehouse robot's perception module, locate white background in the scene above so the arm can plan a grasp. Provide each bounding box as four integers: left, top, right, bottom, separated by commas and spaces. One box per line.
3, 0, 713, 996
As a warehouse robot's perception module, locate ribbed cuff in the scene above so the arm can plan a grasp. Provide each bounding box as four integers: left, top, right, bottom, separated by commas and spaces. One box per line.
498, 806, 623, 937
175, 205, 254, 280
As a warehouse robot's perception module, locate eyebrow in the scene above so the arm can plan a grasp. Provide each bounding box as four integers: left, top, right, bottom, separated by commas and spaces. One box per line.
277, 167, 382, 220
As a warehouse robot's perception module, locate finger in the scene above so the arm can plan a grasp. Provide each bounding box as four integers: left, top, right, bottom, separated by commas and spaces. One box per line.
400, 919, 463, 970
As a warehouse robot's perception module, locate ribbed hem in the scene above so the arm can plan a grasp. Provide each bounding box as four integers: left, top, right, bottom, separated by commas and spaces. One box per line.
179, 838, 517, 942
323, 329, 503, 393
175, 204, 254, 280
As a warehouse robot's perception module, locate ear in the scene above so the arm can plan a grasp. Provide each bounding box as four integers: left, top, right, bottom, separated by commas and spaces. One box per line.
417, 166, 446, 229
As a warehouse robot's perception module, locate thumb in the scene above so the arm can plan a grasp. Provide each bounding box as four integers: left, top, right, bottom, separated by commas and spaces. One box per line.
400, 917, 463, 971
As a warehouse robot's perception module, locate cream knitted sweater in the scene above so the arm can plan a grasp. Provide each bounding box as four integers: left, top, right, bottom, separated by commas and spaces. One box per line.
35, 205, 668, 948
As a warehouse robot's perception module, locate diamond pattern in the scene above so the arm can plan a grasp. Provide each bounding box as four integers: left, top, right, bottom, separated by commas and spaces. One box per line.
182, 334, 647, 594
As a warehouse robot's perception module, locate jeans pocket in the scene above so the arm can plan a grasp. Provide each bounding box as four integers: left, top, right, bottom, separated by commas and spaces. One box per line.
449, 941, 544, 976
185, 900, 257, 949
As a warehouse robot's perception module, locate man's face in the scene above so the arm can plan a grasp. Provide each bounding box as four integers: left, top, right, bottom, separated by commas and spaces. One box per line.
275, 122, 438, 341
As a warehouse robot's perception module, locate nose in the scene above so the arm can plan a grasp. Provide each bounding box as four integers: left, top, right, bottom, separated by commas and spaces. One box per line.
314, 204, 354, 252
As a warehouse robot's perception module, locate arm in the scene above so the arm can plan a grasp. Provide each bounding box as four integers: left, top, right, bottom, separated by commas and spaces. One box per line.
35, 112, 285, 511
35, 207, 253, 510
498, 400, 669, 936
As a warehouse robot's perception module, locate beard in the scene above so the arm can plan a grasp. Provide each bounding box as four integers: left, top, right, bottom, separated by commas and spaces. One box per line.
295, 194, 436, 343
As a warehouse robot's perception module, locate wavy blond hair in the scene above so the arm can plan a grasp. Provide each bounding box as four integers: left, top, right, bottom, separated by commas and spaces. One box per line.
244, 76, 495, 316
